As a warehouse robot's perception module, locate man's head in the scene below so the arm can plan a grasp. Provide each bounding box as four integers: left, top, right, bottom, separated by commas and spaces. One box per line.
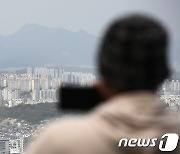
98, 15, 170, 95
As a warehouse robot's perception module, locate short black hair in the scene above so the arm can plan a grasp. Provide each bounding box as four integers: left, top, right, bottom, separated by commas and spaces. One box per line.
98, 15, 170, 92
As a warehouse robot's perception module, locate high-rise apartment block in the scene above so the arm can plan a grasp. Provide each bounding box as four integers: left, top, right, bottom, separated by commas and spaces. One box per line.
0, 67, 96, 107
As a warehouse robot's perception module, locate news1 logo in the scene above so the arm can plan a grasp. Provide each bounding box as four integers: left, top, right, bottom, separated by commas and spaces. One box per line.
159, 133, 179, 151
118, 133, 179, 152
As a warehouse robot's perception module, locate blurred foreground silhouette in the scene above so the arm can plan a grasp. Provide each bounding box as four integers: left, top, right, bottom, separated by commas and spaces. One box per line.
26, 14, 180, 154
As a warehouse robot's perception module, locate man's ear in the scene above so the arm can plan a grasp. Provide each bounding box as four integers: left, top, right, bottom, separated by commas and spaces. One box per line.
94, 81, 117, 99
94, 81, 106, 92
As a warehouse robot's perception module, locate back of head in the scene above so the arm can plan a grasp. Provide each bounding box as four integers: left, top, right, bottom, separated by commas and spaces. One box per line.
98, 14, 170, 93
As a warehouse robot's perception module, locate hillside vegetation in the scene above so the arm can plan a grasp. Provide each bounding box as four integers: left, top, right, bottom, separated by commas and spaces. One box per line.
0, 103, 62, 124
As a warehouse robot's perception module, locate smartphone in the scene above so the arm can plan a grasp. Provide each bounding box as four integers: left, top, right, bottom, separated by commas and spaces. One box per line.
58, 86, 105, 111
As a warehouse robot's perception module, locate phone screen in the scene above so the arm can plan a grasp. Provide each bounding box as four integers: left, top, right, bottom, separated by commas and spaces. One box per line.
58, 86, 105, 111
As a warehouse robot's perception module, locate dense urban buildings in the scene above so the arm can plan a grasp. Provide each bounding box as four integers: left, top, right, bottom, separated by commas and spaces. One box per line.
0, 118, 49, 154
0, 67, 96, 107
159, 79, 180, 111
0, 67, 180, 153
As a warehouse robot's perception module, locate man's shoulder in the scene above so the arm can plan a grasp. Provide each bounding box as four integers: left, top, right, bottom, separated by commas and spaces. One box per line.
26, 115, 97, 153
43, 115, 96, 140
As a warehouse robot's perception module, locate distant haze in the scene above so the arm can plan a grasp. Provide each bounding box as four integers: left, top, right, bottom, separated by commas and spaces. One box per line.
0, 1, 179, 38
0, 24, 179, 69
0, 24, 98, 68
0, 1, 179, 68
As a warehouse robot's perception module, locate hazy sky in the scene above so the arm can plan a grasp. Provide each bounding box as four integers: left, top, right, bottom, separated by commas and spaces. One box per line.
0, 0, 179, 38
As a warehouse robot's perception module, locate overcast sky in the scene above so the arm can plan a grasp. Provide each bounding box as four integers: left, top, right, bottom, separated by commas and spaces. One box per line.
0, 0, 179, 39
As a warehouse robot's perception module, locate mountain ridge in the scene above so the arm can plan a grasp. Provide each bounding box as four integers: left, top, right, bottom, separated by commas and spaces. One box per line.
0, 23, 179, 69
0, 23, 98, 68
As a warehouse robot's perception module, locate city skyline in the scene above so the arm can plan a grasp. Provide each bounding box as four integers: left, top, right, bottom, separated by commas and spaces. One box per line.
0, 67, 96, 107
